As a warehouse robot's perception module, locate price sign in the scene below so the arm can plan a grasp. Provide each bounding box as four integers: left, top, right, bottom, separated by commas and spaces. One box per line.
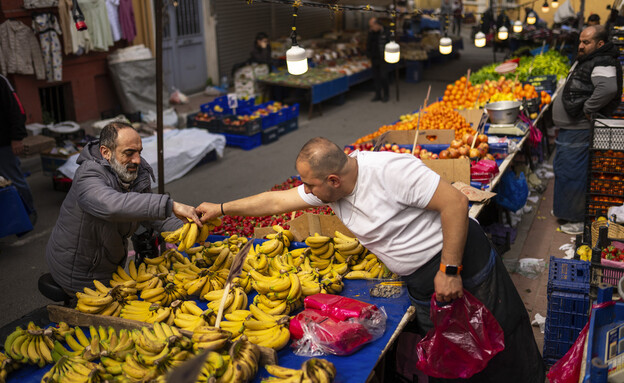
526, 75, 557, 93
477, 111, 489, 131
227, 93, 239, 109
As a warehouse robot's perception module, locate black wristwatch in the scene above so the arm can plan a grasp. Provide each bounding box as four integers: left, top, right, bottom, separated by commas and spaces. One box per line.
440, 263, 463, 275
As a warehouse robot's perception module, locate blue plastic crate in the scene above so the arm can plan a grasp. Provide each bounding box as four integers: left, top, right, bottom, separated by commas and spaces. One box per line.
222, 132, 262, 151
261, 125, 280, 145
548, 291, 590, 315
405, 60, 425, 83
547, 256, 591, 293
280, 118, 298, 134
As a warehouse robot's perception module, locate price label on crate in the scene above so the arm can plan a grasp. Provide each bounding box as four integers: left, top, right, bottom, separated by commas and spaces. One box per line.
227, 93, 239, 110
526, 75, 557, 93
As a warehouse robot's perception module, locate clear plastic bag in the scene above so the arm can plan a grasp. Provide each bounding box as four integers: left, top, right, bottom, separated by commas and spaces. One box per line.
290, 294, 387, 356
416, 290, 505, 379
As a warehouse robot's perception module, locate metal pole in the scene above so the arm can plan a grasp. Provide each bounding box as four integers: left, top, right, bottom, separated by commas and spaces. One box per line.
578, 0, 585, 30
393, 0, 399, 101
156, 0, 164, 194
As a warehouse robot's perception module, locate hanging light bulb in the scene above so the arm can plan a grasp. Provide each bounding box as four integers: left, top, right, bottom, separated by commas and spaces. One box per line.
384, 41, 400, 63
497, 26, 509, 40
527, 11, 537, 25
513, 20, 523, 33
541, 1, 549, 13
286, 45, 308, 75
551, 0, 559, 8
439, 36, 453, 55
474, 31, 486, 47
286, 6, 307, 75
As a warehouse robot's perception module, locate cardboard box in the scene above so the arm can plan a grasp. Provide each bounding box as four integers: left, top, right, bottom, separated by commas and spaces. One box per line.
254, 213, 355, 242
22, 135, 56, 156
40, 150, 77, 176
457, 109, 487, 131
370, 129, 455, 146
421, 157, 471, 184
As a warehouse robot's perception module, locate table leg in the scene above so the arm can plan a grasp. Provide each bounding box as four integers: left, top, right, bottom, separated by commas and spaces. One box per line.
308, 100, 314, 120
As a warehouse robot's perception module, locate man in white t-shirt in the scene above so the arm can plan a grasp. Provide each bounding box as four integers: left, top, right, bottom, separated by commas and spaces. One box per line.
197, 137, 544, 381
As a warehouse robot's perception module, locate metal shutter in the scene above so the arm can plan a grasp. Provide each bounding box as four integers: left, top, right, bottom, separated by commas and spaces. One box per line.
271, 5, 334, 40
214, 0, 272, 79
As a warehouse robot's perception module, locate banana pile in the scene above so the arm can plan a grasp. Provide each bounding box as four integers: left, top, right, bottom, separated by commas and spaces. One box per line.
163, 217, 222, 252
75, 279, 137, 317
242, 305, 291, 350
191, 326, 231, 352
3, 322, 56, 367
264, 358, 337, 383
219, 338, 261, 383
120, 300, 174, 324
193, 350, 228, 383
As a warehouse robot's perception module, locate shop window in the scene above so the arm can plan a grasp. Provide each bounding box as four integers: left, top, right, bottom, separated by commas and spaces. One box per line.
38, 83, 72, 124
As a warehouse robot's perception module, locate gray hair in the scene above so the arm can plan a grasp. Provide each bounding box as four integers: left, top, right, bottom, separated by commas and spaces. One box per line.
99, 121, 135, 151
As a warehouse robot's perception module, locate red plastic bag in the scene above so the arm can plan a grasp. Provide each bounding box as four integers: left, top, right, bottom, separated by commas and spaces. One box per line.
416, 290, 505, 379
303, 293, 379, 321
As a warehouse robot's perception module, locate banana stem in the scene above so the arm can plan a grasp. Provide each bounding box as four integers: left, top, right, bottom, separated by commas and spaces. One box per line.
214, 282, 232, 328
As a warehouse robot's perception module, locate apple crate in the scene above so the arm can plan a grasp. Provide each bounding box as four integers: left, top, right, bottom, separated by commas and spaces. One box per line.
186, 112, 219, 130
261, 125, 280, 145
213, 115, 262, 136
222, 132, 262, 151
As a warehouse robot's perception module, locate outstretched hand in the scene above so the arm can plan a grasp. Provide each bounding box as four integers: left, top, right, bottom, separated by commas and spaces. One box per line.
172, 201, 202, 226
434, 271, 463, 303
196, 202, 222, 223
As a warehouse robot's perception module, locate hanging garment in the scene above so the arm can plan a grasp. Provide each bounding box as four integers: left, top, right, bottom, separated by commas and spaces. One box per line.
33, 13, 63, 82
119, 0, 136, 42
132, 0, 154, 53
78, 0, 114, 51
0, 20, 46, 80
59, 0, 91, 55
105, 0, 122, 41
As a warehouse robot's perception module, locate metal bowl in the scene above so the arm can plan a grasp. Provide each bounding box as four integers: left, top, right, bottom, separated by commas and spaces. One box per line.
485, 101, 522, 124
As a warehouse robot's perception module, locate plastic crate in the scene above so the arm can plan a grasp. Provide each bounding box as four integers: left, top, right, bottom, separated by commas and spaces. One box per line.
405, 60, 424, 83
590, 261, 624, 288
261, 125, 280, 145
591, 119, 624, 151
548, 256, 591, 287
548, 291, 590, 318
214, 116, 262, 136
186, 112, 220, 130
52, 173, 72, 192
283, 104, 300, 121
40, 150, 77, 177
280, 118, 299, 135
222, 132, 262, 151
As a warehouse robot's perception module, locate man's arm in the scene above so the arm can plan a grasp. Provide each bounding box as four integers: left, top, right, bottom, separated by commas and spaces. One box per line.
425, 179, 469, 302
197, 187, 314, 223
584, 65, 619, 117
0, 75, 27, 156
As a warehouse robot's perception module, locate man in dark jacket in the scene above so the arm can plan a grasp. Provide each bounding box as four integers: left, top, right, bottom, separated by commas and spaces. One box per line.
0, 74, 36, 226
367, 17, 390, 103
552, 25, 623, 234
45, 121, 201, 294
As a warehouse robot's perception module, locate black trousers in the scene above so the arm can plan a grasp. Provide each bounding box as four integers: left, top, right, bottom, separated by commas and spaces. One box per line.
402, 219, 546, 383
371, 61, 389, 99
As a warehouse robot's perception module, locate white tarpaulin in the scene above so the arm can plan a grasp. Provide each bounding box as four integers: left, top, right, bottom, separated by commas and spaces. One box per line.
57, 128, 226, 188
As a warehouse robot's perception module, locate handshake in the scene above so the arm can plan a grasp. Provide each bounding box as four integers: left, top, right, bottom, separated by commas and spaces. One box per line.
171, 201, 229, 227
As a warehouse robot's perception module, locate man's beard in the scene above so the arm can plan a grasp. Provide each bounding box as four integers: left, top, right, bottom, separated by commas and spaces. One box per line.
110, 154, 138, 183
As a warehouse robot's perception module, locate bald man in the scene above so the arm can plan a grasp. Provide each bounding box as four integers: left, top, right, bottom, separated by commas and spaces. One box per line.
552, 25, 623, 235
197, 137, 545, 381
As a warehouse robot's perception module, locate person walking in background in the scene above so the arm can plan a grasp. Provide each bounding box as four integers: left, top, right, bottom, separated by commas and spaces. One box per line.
0, 74, 37, 228
452, 0, 463, 35
552, 25, 623, 234
587, 14, 601, 27
249, 32, 273, 69
366, 17, 390, 103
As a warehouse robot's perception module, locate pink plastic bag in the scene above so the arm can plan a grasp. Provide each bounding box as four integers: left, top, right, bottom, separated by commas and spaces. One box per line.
303, 293, 379, 321
416, 290, 505, 379
546, 323, 588, 383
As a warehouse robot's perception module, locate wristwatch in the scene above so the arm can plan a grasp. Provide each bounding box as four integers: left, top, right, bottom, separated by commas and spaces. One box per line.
440, 263, 463, 275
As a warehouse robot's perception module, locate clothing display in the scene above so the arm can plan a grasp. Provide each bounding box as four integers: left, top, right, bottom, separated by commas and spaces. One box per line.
0, 20, 45, 80
105, 0, 122, 42
131, 0, 154, 53
58, 0, 91, 55
299, 150, 443, 276
78, 0, 114, 51
118, 0, 136, 42
32, 13, 63, 82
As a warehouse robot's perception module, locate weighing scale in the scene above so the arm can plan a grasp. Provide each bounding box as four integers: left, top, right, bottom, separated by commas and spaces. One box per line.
486, 121, 529, 136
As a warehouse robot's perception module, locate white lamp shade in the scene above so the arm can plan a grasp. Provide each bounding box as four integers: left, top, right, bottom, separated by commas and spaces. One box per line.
527, 12, 537, 24
475, 31, 486, 47
551, 0, 559, 8
542, 3, 549, 13
497, 26, 508, 40
439, 36, 453, 55
513, 20, 523, 33
286, 45, 308, 75
384, 41, 400, 63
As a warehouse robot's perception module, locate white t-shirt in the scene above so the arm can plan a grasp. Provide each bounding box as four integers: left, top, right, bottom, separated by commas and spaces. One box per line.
297, 150, 443, 276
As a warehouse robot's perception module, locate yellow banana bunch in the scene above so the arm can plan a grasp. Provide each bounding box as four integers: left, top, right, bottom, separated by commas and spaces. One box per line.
2, 322, 55, 367
577, 245, 592, 262
333, 233, 366, 265
122, 353, 159, 381
120, 301, 172, 324
242, 308, 291, 351
305, 232, 332, 248
204, 285, 249, 315
191, 326, 231, 352
321, 269, 345, 295
271, 225, 295, 243
41, 355, 106, 383
249, 269, 291, 296
263, 358, 336, 383
0, 351, 19, 383
74, 281, 122, 317
50, 321, 74, 342
173, 310, 210, 331
344, 253, 396, 280
246, 252, 269, 274
219, 338, 261, 383
298, 270, 323, 296
258, 234, 287, 258
195, 351, 228, 382
220, 309, 253, 340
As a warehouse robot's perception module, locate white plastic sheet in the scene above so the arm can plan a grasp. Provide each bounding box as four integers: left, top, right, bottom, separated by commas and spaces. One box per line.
57, 128, 225, 189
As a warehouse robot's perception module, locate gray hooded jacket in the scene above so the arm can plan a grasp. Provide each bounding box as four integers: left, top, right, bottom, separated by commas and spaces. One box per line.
45, 141, 182, 294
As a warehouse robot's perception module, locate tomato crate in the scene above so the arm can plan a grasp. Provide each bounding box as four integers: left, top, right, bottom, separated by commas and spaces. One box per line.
547, 256, 591, 294
213, 115, 262, 136
187, 112, 220, 130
